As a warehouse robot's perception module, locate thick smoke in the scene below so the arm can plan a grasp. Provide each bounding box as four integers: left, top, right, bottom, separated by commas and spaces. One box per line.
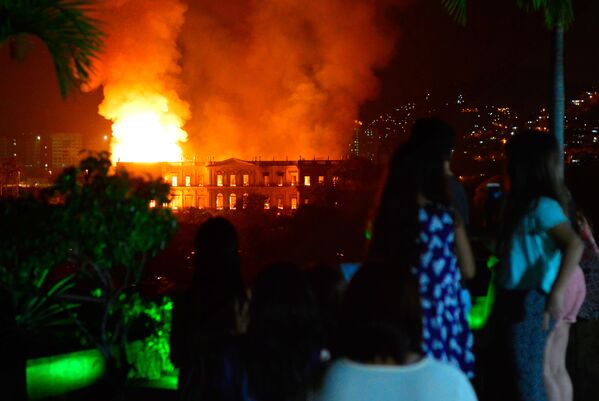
182, 0, 402, 160
86, 0, 189, 160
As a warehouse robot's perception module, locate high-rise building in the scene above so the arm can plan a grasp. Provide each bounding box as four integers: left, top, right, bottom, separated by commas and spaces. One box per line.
0, 133, 50, 177
51, 133, 83, 172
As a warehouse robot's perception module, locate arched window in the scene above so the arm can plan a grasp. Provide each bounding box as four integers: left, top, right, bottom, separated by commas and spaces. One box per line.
243, 193, 249, 209
216, 193, 224, 210
230, 193, 237, 210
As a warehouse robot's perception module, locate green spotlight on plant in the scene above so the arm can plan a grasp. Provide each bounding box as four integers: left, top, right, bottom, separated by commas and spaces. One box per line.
26, 349, 106, 400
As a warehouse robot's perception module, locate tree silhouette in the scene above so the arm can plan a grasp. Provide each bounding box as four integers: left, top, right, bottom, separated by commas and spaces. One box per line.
1, 0, 104, 97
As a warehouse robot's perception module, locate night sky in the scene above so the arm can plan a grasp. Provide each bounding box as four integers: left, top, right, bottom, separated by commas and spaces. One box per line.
362, 0, 599, 120
0, 0, 597, 142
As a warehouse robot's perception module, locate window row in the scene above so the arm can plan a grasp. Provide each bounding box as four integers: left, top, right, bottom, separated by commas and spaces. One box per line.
214, 173, 339, 187
215, 193, 298, 211
167, 173, 340, 188
167, 175, 200, 187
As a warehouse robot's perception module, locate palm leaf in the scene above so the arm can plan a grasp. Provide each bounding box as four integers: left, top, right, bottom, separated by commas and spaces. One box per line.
441, 0, 468, 25
15, 274, 78, 329
0, 0, 104, 97
517, 0, 574, 28
29, 302, 79, 327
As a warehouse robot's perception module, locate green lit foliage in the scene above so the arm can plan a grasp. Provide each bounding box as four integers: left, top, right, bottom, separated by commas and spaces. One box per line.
441, 0, 467, 26
47, 152, 177, 371
0, 0, 104, 97
0, 194, 78, 335
24, 296, 176, 399
1, 152, 177, 396
125, 297, 176, 380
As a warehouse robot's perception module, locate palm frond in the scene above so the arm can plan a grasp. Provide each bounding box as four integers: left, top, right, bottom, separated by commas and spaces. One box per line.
0, 0, 104, 97
517, 0, 574, 28
14, 273, 78, 329
441, 0, 468, 26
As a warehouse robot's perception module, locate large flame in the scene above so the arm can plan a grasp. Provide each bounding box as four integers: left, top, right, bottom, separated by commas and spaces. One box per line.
85, 0, 189, 164
87, 0, 403, 162
109, 96, 187, 163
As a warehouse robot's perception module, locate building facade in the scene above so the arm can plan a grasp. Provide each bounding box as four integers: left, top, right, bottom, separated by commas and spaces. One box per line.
122, 158, 346, 210
51, 132, 83, 172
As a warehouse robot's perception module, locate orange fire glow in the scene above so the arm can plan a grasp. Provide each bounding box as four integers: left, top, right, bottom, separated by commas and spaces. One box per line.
109, 96, 187, 163
85, 0, 189, 163
87, 0, 403, 162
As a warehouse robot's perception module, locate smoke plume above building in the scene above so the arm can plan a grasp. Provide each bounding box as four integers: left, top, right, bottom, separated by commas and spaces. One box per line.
182, 0, 403, 160
86, 0, 402, 161
86, 0, 190, 162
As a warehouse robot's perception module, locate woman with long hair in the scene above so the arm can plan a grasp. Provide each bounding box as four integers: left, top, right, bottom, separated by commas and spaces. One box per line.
494, 130, 583, 401
215, 263, 322, 401
319, 262, 477, 401
170, 217, 248, 400
368, 127, 476, 378
243, 263, 322, 401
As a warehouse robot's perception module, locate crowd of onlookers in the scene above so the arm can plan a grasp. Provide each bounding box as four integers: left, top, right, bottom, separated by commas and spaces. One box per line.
169, 118, 599, 401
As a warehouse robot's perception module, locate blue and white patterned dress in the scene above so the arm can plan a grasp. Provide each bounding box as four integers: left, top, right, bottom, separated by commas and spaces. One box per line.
414, 204, 475, 378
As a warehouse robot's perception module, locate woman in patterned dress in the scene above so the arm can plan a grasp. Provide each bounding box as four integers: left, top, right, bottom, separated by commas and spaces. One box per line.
368, 138, 476, 378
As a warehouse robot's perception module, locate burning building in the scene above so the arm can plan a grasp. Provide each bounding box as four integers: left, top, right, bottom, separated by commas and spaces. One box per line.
120, 157, 348, 210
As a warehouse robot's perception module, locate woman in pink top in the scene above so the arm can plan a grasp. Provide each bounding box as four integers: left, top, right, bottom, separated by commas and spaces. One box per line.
544, 213, 589, 401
